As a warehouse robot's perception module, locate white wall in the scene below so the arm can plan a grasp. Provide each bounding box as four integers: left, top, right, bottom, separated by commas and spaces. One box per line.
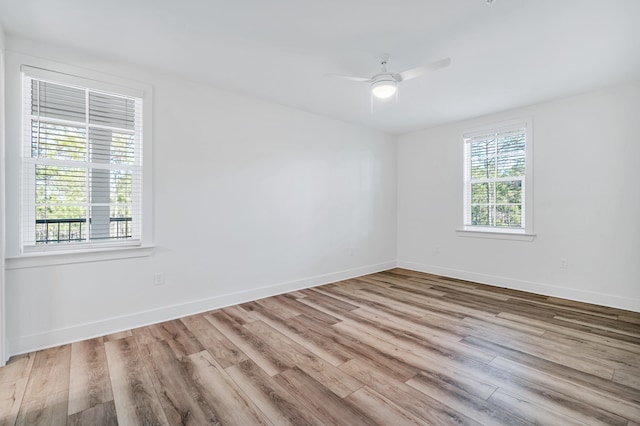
397, 80, 640, 312
4, 38, 638, 358
3, 37, 397, 355
0, 23, 7, 364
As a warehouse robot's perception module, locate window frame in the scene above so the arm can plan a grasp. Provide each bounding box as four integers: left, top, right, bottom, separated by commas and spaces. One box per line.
6, 58, 153, 267
458, 118, 534, 240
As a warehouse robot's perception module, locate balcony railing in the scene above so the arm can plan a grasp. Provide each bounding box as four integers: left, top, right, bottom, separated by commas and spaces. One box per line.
36, 217, 132, 244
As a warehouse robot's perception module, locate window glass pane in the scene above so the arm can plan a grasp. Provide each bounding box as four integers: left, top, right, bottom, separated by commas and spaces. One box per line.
32, 81, 86, 122
35, 216, 87, 244
110, 206, 132, 239
35, 165, 88, 244
470, 138, 496, 179
471, 182, 493, 205
89, 205, 110, 240
495, 181, 522, 204
89, 128, 112, 163
89, 92, 136, 130
496, 133, 525, 177
31, 122, 86, 160
111, 132, 135, 165
471, 205, 491, 226
89, 129, 135, 165
36, 165, 87, 205
110, 170, 132, 205
495, 205, 522, 228
36, 204, 87, 221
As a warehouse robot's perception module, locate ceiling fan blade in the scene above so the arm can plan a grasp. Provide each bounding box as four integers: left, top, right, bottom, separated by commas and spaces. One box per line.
324, 73, 371, 83
398, 57, 451, 82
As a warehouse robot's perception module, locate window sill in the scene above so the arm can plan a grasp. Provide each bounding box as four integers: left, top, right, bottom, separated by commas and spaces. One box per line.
5, 245, 155, 270
456, 229, 536, 242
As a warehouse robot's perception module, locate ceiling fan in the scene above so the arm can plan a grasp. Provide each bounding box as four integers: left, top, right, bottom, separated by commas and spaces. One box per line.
325, 55, 451, 99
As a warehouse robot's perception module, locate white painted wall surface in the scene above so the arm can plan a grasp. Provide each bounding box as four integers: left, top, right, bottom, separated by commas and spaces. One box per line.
397, 81, 640, 312
4, 38, 397, 355
4, 36, 638, 357
0, 24, 7, 364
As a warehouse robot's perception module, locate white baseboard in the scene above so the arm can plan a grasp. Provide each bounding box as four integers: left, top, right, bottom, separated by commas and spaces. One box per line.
13, 258, 637, 355
9, 260, 396, 356
397, 260, 640, 313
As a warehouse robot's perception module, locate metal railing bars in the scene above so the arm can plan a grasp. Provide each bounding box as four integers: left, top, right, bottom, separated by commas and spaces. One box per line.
35, 217, 132, 243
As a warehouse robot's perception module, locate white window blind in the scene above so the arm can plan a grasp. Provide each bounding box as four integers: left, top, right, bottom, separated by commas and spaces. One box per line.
463, 123, 528, 231
22, 67, 143, 250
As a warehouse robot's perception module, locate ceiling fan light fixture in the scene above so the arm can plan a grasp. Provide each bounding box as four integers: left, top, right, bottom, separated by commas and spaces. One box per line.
371, 79, 397, 99
326, 56, 450, 103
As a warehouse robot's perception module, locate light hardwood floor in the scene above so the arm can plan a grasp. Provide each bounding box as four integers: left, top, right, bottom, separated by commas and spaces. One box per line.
1, 269, 639, 425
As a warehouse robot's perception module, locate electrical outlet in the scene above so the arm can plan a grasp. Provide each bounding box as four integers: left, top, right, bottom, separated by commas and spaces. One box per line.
560, 258, 568, 269
154, 272, 165, 286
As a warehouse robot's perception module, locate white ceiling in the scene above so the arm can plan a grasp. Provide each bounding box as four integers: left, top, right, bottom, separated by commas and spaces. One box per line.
1, 0, 639, 134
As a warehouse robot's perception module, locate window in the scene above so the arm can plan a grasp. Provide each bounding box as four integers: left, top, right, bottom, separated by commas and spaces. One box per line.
462, 119, 532, 235
21, 66, 147, 251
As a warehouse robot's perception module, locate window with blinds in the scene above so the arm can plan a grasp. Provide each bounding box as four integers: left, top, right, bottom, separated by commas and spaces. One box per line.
22, 67, 144, 249
462, 121, 531, 232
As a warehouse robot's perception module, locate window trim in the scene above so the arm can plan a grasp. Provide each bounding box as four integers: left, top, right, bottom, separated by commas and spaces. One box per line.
5, 245, 154, 270
459, 117, 534, 239
7, 55, 153, 264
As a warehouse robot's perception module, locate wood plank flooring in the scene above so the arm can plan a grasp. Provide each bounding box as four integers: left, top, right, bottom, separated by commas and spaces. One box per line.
2, 268, 639, 425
